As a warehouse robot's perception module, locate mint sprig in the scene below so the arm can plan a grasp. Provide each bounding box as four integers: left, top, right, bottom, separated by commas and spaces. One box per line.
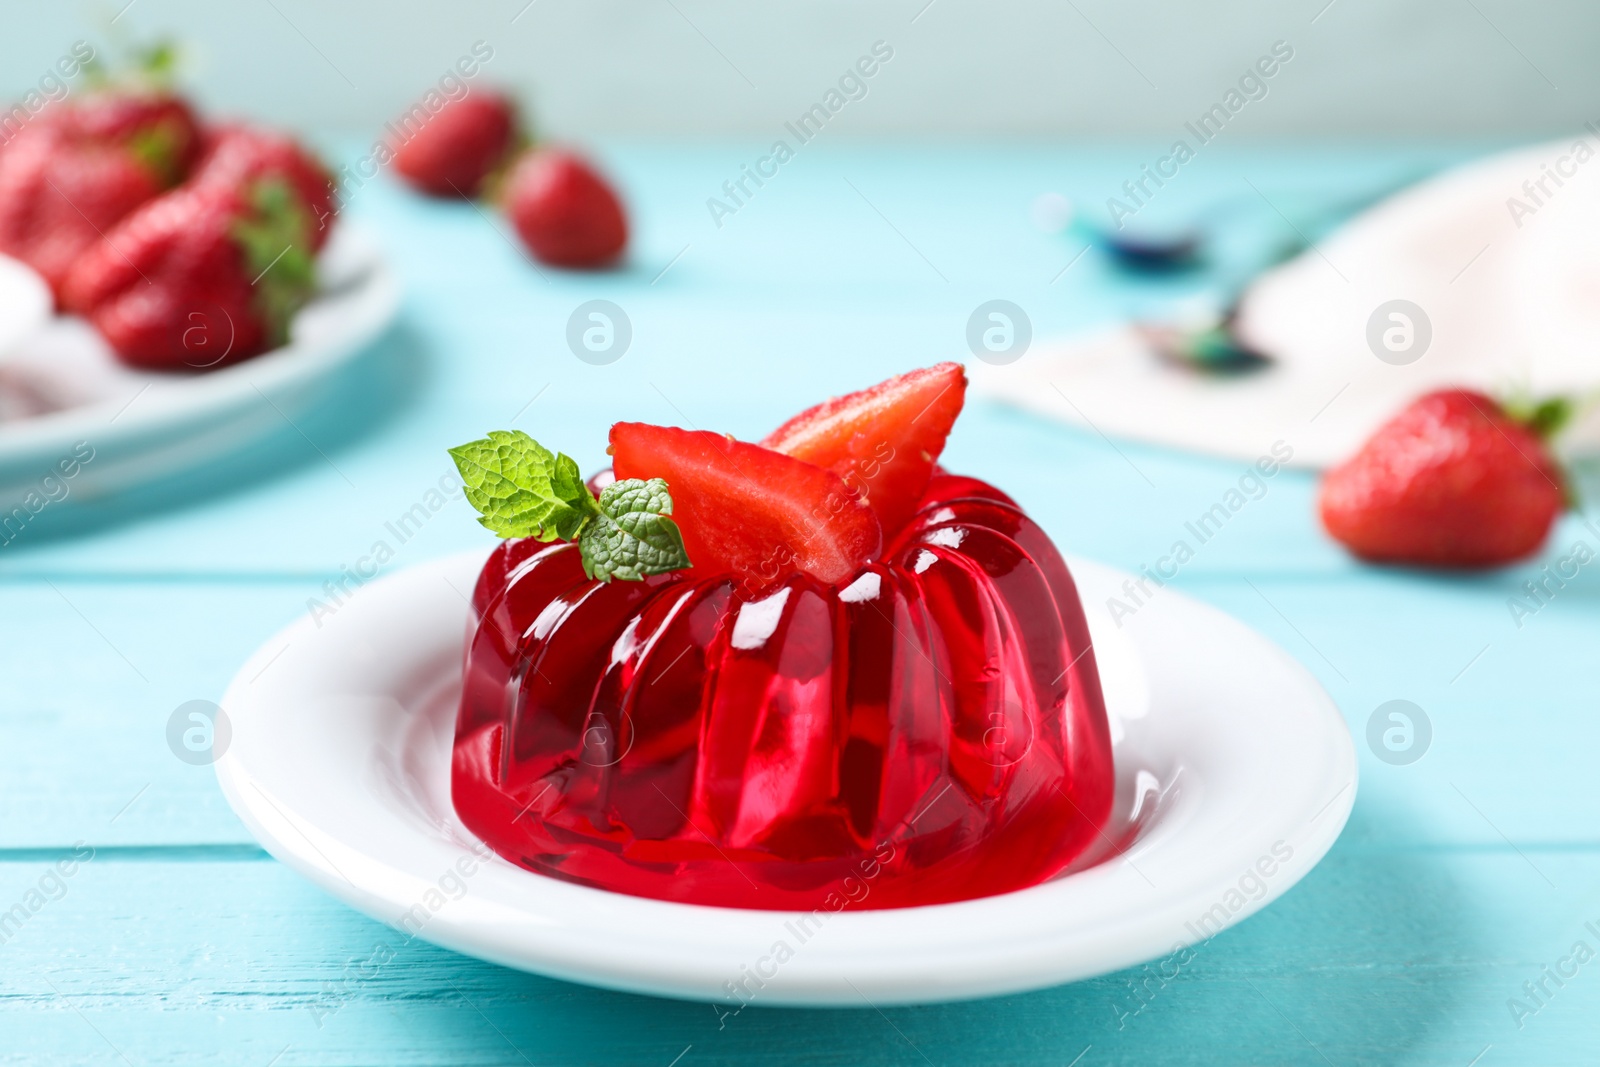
449, 430, 691, 582
450, 430, 594, 540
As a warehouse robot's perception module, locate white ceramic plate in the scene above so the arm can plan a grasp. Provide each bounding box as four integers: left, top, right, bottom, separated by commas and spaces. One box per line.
0, 224, 397, 504
0, 254, 51, 360
974, 137, 1600, 468
215, 548, 1356, 1007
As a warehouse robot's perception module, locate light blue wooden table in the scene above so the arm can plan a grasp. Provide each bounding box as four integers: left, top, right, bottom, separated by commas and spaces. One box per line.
4, 140, 1597, 1065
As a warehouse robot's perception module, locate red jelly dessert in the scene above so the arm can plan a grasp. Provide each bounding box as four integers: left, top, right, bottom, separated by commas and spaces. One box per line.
450, 364, 1113, 909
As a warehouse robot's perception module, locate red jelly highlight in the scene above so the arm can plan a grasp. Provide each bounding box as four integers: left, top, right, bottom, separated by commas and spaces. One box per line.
452, 473, 1114, 909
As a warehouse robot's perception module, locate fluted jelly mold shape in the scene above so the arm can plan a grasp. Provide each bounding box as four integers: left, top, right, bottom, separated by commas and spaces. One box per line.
452, 473, 1114, 909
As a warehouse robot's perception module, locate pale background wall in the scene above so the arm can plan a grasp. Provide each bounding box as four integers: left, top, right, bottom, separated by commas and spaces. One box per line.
1, 0, 1594, 139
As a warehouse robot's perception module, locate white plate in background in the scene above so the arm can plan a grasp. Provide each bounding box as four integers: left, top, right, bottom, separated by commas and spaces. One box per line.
0, 223, 398, 504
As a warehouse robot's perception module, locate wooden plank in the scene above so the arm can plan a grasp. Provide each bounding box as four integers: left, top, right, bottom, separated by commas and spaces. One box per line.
0, 846, 1596, 1064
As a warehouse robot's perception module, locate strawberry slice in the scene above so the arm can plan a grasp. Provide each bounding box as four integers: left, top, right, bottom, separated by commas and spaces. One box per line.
610, 423, 881, 586
761, 362, 967, 538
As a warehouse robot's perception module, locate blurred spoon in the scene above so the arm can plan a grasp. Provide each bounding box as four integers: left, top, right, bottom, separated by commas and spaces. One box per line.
1133, 298, 1270, 375
1033, 193, 1203, 272
1125, 171, 1436, 374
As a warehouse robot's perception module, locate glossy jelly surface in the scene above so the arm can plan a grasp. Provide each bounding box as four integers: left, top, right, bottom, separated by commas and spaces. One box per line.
452, 473, 1114, 909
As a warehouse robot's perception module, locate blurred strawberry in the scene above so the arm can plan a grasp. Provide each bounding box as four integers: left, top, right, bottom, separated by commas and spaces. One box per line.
63, 167, 322, 370
74, 42, 203, 183
1319, 389, 1568, 568
392, 90, 520, 199
503, 148, 627, 268
68, 91, 203, 184
0, 90, 201, 298
191, 124, 337, 250
0, 126, 163, 297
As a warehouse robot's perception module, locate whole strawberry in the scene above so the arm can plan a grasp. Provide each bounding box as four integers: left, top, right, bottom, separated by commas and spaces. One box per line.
1319, 389, 1567, 568
392, 90, 519, 199
68, 90, 204, 184
504, 148, 627, 268
0, 91, 201, 298
63, 137, 326, 370
0, 126, 162, 297
190, 124, 337, 251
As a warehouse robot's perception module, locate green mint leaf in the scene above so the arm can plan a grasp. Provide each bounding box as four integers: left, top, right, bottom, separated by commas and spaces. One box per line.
578, 478, 692, 581
449, 430, 599, 541
548, 451, 590, 520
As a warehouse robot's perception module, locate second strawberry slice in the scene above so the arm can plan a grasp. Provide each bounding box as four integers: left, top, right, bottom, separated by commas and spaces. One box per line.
762, 362, 967, 539
610, 423, 881, 587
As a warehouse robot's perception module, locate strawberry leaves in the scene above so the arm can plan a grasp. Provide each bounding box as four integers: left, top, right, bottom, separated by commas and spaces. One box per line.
449, 430, 691, 581
231, 178, 317, 346
1503, 394, 1575, 440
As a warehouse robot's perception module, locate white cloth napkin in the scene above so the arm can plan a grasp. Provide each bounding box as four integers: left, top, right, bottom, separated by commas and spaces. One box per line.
973, 138, 1600, 468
